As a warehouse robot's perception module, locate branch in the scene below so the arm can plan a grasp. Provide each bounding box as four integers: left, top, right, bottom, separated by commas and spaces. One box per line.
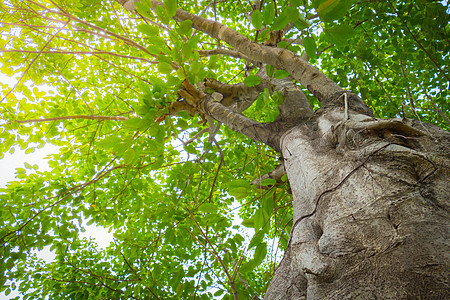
162, 2, 343, 103
251, 164, 286, 189
116, 1, 370, 113
425, 93, 450, 125
198, 49, 253, 62
202, 79, 260, 112
11, 115, 129, 124
0, 49, 157, 64
204, 66, 314, 121
177, 80, 275, 148
256, 66, 314, 121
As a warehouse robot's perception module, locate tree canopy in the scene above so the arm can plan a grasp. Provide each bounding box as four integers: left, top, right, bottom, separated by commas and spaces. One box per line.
0, 0, 448, 299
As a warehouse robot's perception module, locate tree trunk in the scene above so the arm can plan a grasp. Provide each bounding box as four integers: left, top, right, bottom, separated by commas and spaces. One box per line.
265, 109, 450, 299
114, 4, 449, 297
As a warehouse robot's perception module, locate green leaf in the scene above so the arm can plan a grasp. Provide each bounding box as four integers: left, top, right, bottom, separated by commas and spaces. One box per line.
228, 186, 250, 199
184, 144, 197, 154
242, 218, 254, 228
248, 229, 264, 249
324, 24, 355, 46
137, 24, 158, 36
303, 36, 317, 58
274, 69, 290, 79
199, 203, 218, 212
254, 242, 267, 265
240, 260, 257, 273
260, 178, 277, 186
272, 13, 290, 30
285, 6, 299, 21
177, 19, 193, 35
261, 88, 270, 103
228, 179, 251, 199
156, 4, 169, 24
25, 147, 35, 154
277, 41, 289, 48
123, 118, 143, 129
157, 62, 173, 74
263, 2, 275, 24
124, 148, 136, 164
134, 2, 154, 18
243, 75, 261, 87
147, 44, 162, 55
163, 0, 177, 18
252, 10, 263, 30
293, 15, 310, 30
266, 64, 275, 77
316, 0, 354, 22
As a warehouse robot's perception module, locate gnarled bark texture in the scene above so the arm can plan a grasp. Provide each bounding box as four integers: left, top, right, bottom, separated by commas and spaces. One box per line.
266, 109, 450, 299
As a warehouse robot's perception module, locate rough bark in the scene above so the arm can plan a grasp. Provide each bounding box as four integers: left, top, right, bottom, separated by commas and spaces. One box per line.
265, 109, 450, 299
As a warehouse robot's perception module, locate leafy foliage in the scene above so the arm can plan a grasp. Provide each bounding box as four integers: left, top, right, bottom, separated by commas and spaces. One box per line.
0, 0, 448, 299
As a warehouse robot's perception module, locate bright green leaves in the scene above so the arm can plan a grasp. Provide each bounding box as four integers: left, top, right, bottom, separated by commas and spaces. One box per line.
163, 0, 177, 18
134, 1, 153, 18
314, 0, 354, 22
272, 13, 291, 31
303, 36, 317, 58
177, 19, 193, 36
157, 61, 173, 74
263, 2, 275, 24
137, 23, 168, 56
241, 242, 267, 272
243, 74, 261, 87
293, 15, 310, 31
265, 65, 290, 80
266, 64, 275, 77
271, 91, 285, 105
273, 6, 310, 31
274, 69, 290, 79
123, 117, 152, 131
227, 179, 252, 199
324, 24, 355, 46
246, 87, 282, 123
137, 24, 158, 36
252, 10, 263, 30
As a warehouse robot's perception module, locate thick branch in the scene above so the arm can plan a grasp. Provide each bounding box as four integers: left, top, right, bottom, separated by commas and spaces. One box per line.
198, 49, 253, 62
201, 96, 276, 148
204, 67, 314, 122
177, 80, 276, 149
165, 3, 338, 100
256, 67, 314, 121
117, 1, 370, 114
202, 79, 260, 113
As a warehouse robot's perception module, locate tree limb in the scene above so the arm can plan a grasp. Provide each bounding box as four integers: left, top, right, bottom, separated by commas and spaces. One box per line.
11, 115, 129, 124
178, 80, 276, 149
198, 49, 253, 62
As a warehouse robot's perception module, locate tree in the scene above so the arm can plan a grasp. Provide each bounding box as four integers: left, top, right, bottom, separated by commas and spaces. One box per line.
0, 0, 449, 298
